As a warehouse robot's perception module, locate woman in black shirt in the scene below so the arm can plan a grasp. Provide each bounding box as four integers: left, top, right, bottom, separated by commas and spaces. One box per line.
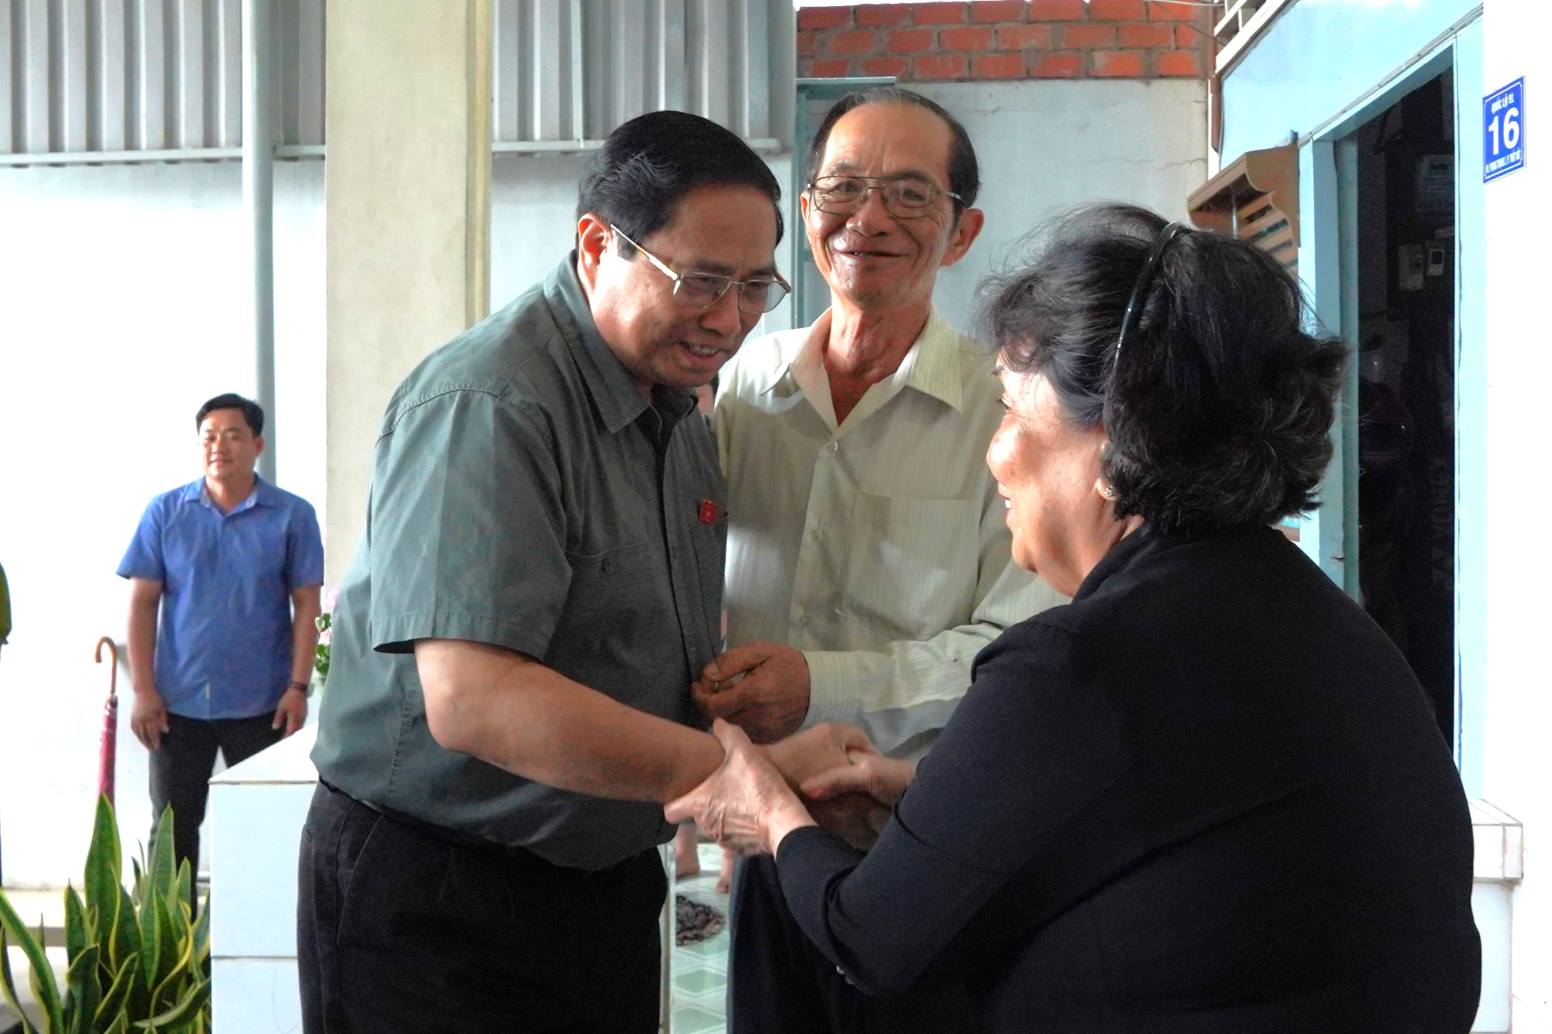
669, 204, 1481, 1032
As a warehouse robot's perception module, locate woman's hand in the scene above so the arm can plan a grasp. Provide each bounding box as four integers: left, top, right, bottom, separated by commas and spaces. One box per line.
802, 753, 917, 808
799, 753, 919, 850
666, 719, 818, 856
766, 721, 879, 787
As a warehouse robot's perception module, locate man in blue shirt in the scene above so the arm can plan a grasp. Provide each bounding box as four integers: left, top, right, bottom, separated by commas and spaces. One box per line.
118, 392, 324, 884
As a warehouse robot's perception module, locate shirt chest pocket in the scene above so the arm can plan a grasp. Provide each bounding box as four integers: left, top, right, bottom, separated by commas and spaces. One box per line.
841, 493, 979, 642
562, 542, 658, 618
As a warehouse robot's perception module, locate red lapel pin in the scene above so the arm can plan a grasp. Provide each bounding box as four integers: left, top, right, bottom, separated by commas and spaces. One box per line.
698, 498, 723, 525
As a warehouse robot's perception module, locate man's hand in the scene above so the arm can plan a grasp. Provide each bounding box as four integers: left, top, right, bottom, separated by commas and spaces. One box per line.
765, 722, 877, 788
693, 641, 811, 743
131, 689, 169, 751
272, 687, 307, 737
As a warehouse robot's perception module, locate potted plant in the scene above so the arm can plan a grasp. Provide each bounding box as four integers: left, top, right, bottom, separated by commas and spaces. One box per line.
0, 797, 210, 1033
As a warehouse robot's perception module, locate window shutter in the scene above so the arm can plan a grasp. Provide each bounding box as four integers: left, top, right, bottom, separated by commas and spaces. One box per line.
1187, 144, 1299, 278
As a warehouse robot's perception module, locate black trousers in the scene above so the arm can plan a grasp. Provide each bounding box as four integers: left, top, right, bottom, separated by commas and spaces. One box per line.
297, 781, 667, 1034
727, 854, 989, 1034
149, 711, 282, 886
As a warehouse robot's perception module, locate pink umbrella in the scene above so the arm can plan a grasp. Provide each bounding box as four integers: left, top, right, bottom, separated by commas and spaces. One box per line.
95, 636, 119, 804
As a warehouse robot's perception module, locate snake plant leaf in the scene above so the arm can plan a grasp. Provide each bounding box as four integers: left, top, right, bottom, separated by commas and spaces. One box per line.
27, 955, 63, 1034
0, 890, 62, 1033
130, 857, 145, 910
95, 954, 138, 1030
149, 912, 195, 1011
148, 893, 181, 1012
65, 942, 101, 1034
136, 876, 163, 1011
147, 806, 176, 915
111, 882, 139, 972
103, 1013, 130, 1034
85, 796, 123, 922
64, 884, 88, 966
191, 896, 210, 968
173, 861, 192, 926
131, 975, 209, 1032
0, 926, 41, 1034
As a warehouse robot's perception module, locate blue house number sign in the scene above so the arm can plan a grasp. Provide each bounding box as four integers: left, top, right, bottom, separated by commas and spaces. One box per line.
1484, 78, 1525, 183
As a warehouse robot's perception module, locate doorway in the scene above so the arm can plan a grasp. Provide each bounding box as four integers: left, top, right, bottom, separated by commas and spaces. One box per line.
1345, 71, 1457, 744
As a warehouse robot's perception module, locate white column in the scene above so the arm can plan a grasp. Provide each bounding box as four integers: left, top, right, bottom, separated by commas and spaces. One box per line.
324, 0, 492, 581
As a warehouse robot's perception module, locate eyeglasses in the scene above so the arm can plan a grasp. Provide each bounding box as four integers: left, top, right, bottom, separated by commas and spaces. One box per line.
807, 174, 962, 217
1112, 221, 1190, 373
610, 225, 790, 315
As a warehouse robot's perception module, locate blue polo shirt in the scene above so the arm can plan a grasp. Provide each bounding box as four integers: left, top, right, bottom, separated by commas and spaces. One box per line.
117, 477, 324, 720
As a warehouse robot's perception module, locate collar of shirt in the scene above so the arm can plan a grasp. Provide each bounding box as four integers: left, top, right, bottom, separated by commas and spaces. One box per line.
180, 476, 273, 516
773, 308, 966, 432
544, 253, 697, 435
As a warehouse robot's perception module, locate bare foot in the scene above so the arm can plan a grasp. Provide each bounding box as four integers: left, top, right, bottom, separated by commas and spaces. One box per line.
674, 823, 701, 880
715, 844, 736, 894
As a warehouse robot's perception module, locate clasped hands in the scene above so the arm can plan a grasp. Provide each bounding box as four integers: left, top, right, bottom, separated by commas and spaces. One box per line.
665, 718, 917, 857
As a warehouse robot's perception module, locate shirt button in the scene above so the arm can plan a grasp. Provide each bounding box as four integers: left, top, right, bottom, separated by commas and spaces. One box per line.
798, 614, 809, 627
828, 441, 840, 453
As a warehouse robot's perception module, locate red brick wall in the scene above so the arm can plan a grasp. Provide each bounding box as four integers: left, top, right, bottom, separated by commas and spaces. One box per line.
797, 1, 1212, 82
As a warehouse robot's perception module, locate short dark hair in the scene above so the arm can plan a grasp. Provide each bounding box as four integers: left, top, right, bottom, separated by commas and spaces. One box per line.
983, 203, 1346, 535
805, 87, 980, 212
196, 393, 264, 436
577, 110, 784, 253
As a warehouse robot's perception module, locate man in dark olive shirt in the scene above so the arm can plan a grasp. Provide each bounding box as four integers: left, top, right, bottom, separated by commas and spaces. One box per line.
297, 112, 857, 1033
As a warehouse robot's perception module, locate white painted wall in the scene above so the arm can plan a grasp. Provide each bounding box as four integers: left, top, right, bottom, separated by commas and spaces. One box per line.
910, 79, 1207, 334
488, 152, 797, 338
1, 77, 1204, 887
0, 161, 326, 885
1481, 0, 1551, 1026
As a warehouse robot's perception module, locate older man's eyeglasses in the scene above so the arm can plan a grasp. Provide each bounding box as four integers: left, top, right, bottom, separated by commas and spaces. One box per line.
611, 226, 790, 315
807, 174, 962, 217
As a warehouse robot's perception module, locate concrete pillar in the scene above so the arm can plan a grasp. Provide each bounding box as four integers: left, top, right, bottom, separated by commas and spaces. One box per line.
323, 0, 492, 581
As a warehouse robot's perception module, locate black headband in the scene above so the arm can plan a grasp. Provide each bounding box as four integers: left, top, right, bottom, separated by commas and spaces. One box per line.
1113, 221, 1189, 372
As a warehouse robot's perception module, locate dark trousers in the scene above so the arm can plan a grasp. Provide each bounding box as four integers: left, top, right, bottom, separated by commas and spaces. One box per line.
297, 781, 667, 1034
149, 711, 282, 886
728, 854, 989, 1034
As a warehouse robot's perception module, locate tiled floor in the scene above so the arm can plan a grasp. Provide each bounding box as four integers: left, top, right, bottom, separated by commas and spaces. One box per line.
671, 843, 731, 1034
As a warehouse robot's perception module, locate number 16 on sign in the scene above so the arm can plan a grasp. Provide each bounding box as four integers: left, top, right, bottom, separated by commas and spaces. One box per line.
1484, 78, 1525, 183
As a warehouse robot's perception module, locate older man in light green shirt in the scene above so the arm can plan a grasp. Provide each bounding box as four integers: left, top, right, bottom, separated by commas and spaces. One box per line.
698, 86, 1065, 1034
697, 89, 1062, 762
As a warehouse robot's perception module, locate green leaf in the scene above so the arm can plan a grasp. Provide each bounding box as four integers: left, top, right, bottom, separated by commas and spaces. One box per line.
104, 1014, 130, 1034
85, 796, 123, 919
131, 857, 145, 910
142, 893, 180, 1013
147, 806, 177, 911
65, 943, 101, 1034
0, 927, 41, 1034
173, 861, 192, 926
130, 975, 209, 1032
190, 898, 210, 970
112, 875, 141, 968
94, 955, 138, 1030
0, 889, 62, 1032
64, 884, 88, 967
148, 913, 195, 1012
137, 875, 162, 1012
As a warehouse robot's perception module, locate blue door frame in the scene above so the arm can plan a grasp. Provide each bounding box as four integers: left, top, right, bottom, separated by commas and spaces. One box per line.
1295, 23, 1486, 793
